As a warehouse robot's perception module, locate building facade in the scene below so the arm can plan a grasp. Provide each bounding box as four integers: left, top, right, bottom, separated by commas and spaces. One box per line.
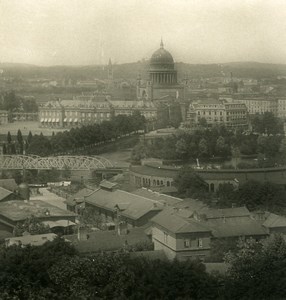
186, 99, 248, 129
0, 110, 8, 125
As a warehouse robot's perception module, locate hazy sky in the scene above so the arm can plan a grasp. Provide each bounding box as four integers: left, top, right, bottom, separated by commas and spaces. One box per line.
1, 0, 286, 66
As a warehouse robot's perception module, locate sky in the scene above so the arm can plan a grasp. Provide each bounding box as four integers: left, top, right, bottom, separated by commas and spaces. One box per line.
1, 0, 286, 66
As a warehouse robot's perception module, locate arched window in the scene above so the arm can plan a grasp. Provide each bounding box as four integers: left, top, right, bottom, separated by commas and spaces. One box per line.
167, 181, 170, 187
157, 180, 160, 185
161, 180, 163, 185
210, 183, 215, 192
153, 180, 156, 186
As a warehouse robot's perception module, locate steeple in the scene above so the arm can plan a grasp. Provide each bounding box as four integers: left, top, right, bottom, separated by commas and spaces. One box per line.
160, 38, 164, 49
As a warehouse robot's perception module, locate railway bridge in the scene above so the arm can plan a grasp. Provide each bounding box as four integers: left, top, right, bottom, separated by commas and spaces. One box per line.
0, 155, 114, 171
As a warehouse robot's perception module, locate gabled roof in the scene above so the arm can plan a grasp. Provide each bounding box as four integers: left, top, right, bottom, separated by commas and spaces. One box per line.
0, 187, 13, 201
152, 206, 266, 238
66, 187, 94, 206
151, 208, 211, 234
0, 179, 18, 192
200, 207, 250, 219
99, 180, 118, 190
263, 212, 286, 228
208, 217, 267, 238
84, 189, 163, 220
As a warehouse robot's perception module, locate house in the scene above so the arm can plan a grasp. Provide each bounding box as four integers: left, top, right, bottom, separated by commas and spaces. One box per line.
5, 233, 58, 247
252, 211, 286, 235
65, 187, 94, 212
151, 205, 268, 261
84, 182, 164, 228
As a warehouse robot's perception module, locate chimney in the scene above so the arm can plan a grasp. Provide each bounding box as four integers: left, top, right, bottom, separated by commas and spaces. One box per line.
118, 221, 128, 235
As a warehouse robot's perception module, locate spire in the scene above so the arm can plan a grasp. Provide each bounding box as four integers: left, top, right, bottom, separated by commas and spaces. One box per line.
160, 38, 164, 49
108, 58, 112, 66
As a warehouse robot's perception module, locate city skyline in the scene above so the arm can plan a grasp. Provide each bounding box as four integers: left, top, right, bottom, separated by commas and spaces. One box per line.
1, 0, 286, 66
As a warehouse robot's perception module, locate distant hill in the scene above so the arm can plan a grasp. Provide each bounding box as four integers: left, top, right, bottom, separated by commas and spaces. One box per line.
1, 61, 286, 80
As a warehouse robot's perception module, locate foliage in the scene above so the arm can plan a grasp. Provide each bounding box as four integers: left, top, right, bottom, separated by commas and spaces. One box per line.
252, 112, 283, 135
0, 237, 77, 299
13, 216, 50, 237
174, 166, 210, 198
79, 207, 103, 229
23, 113, 146, 156
224, 235, 286, 300
216, 180, 286, 213
207, 238, 239, 262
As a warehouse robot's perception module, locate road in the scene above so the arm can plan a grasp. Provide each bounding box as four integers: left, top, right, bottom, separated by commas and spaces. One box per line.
30, 187, 67, 210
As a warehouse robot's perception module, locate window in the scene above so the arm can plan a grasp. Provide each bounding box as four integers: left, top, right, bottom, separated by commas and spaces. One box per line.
198, 238, 203, 248
164, 232, 168, 244
184, 239, 190, 248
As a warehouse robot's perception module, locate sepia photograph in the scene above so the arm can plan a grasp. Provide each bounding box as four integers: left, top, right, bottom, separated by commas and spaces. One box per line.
0, 0, 286, 299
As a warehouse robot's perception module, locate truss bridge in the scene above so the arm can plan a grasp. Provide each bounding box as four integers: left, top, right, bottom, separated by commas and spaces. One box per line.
0, 155, 114, 171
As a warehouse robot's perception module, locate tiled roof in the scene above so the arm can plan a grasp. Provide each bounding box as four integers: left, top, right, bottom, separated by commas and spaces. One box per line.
263, 212, 286, 228
0, 179, 18, 192
0, 187, 13, 201
85, 189, 163, 220
151, 208, 211, 234
200, 207, 250, 219
208, 217, 267, 238
152, 206, 266, 238
174, 198, 207, 212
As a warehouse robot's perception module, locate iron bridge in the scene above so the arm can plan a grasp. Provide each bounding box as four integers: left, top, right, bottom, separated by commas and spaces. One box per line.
0, 155, 114, 170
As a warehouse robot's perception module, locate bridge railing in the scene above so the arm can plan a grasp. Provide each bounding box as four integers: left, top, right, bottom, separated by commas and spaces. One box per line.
0, 155, 114, 170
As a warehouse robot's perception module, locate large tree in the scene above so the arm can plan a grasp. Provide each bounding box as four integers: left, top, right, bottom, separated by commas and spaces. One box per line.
224, 235, 286, 300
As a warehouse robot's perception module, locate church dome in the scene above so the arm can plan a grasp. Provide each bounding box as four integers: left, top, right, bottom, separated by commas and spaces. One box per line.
150, 40, 174, 70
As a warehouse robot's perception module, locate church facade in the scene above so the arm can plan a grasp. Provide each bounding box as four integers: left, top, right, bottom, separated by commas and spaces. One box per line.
137, 40, 185, 102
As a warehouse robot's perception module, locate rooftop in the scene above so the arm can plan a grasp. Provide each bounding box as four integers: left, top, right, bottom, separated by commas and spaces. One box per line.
132, 188, 182, 206
5, 233, 57, 247
0, 200, 76, 222
85, 189, 163, 220
263, 212, 286, 228
0, 187, 13, 201
0, 179, 18, 192
152, 206, 267, 238
152, 208, 211, 234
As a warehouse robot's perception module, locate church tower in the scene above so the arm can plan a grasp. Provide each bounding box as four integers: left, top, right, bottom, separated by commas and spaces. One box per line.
107, 58, 113, 81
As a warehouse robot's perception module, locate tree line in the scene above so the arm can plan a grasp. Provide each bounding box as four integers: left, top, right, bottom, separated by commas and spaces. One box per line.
132, 116, 286, 168
2, 111, 146, 156
0, 234, 285, 299
0, 91, 38, 114
175, 167, 286, 214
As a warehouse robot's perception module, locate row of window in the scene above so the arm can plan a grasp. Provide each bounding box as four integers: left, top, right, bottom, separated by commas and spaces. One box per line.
184, 238, 203, 248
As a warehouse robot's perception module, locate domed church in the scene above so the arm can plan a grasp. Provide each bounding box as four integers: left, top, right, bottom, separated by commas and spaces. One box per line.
138, 39, 184, 102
